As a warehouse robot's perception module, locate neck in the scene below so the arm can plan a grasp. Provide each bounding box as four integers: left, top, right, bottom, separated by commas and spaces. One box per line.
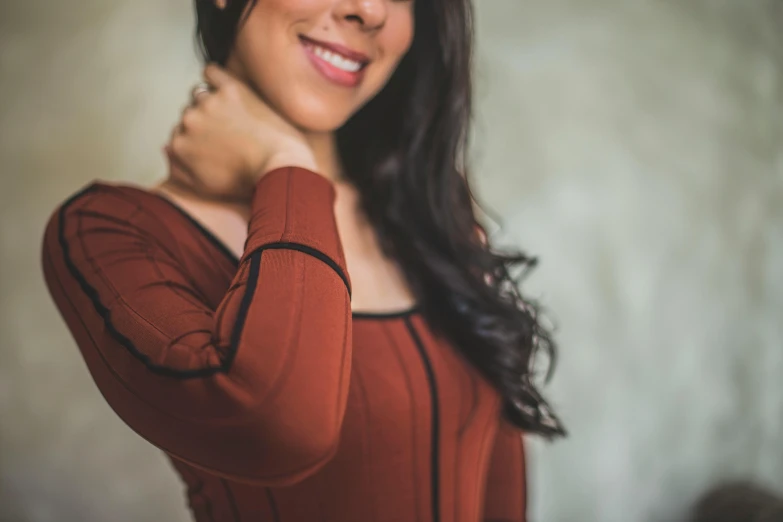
304, 131, 347, 184
225, 56, 348, 184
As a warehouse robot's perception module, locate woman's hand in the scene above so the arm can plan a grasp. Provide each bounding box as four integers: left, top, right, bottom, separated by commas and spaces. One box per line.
164, 64, 319, 202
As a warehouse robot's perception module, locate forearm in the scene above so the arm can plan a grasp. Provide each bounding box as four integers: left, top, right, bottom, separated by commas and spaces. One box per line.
42, 166, 353, 485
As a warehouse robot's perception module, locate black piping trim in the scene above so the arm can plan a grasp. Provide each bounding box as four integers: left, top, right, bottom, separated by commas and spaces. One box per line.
220, 479, 241, 522
405, 317, 440, 522
352, 305, 419, 319
58, 186, 351, 380
255, 242, 351, 298
203, 493, 216, 522
56, 185, 255, 377
152, 189, 351, 297
224, 250, 261, 372
57, 187, 239, 378
266, 488, 280, 522
151, 190, 352, 298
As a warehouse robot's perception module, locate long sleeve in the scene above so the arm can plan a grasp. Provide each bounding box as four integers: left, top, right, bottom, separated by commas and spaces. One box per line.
482, 419, 528, 522
41, 166, 353, 487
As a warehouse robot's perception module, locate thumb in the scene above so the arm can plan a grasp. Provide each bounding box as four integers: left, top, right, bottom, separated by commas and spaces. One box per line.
203, 63, 236, 90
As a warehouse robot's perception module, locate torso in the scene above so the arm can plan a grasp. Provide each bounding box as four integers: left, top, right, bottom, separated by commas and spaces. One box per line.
57, 179, 521, 522
152, 179, 418, 313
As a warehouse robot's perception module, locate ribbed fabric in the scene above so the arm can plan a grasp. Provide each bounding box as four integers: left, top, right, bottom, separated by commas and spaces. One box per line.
41, 166, 527, 522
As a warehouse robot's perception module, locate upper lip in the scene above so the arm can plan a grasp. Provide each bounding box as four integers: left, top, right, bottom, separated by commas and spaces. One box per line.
299, 35, 371, 65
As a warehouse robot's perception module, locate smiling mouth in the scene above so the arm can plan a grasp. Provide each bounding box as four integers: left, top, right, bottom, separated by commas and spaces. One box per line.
298, 35, 370, 73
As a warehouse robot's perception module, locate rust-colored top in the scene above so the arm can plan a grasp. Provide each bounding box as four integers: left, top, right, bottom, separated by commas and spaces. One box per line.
41, 166, 527, 522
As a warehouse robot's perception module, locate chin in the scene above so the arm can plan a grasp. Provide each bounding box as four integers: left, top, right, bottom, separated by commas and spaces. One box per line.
270, 81, 358, 133
284, 97, 355, 134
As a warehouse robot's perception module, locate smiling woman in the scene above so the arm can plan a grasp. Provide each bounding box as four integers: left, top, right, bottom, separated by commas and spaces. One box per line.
40, 0, 565, 521
205, 0, 414, 131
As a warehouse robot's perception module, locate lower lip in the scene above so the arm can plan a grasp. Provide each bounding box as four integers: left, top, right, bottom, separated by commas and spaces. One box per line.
301, 39, 366, 88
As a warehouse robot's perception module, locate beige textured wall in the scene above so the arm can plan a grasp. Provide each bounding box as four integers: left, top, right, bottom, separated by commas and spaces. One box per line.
1, 1, 781, 521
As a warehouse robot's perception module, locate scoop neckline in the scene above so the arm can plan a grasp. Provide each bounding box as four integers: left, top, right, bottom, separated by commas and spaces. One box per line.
93, 182, 422, 321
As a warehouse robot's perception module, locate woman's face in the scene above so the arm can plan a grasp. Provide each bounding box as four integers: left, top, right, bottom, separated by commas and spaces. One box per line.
225, 0, 415, 133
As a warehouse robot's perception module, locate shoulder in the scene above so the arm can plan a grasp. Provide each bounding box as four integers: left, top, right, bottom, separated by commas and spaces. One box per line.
42, 180, 180, 252
53, 181, 158, 221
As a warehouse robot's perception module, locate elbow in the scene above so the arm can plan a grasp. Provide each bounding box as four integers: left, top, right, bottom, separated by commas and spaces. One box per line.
171, 431, 341, 488
209, 402, 345, 487
258, 430, 341, 487
224, 342, 351, 485
167, 416, 342, 487
259, 407, 344, 486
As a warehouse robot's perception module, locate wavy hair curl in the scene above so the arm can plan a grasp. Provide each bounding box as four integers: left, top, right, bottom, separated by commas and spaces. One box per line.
193, 0, 566, 438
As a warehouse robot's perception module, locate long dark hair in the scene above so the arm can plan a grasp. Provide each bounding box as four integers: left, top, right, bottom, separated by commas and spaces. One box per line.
194, 0, 566, 438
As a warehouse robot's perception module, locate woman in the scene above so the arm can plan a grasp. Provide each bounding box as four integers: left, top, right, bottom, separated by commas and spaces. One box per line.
41, 0, 565, 520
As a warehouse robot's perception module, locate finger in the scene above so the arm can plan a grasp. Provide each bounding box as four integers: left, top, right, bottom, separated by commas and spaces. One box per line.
168, 132, 185, 159
170, 121, 184, 143
191, 88, 210, 106
203, 63, 235, 90
189, 83, 212, 106
167, 134, 195, 176
174, 105, 189, 135
180, 106, 200, 132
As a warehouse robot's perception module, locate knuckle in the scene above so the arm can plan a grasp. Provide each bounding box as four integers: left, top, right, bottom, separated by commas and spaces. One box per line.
202, 95, 219, 113
222, 84, 239, 99
170, 134, 186, 153
195, 91, 210, 106
181, 110, 198, 129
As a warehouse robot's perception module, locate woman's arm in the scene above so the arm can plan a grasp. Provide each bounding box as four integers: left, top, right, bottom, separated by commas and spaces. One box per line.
482, 420, 528, 522
41, 166, 352, 487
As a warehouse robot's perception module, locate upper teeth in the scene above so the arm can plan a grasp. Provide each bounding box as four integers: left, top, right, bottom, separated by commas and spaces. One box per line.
308, 44, 363, 73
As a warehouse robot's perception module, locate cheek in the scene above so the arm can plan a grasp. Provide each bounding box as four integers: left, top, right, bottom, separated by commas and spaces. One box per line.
385, 13, 415, 62
364, 15, 414, 91
251, 0, 328, 30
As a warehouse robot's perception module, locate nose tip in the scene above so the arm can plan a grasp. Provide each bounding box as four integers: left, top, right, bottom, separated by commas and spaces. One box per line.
352, 0, 388, 30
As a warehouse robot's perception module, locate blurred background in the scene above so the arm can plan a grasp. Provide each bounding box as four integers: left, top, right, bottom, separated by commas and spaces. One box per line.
1, 0, 781, 521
